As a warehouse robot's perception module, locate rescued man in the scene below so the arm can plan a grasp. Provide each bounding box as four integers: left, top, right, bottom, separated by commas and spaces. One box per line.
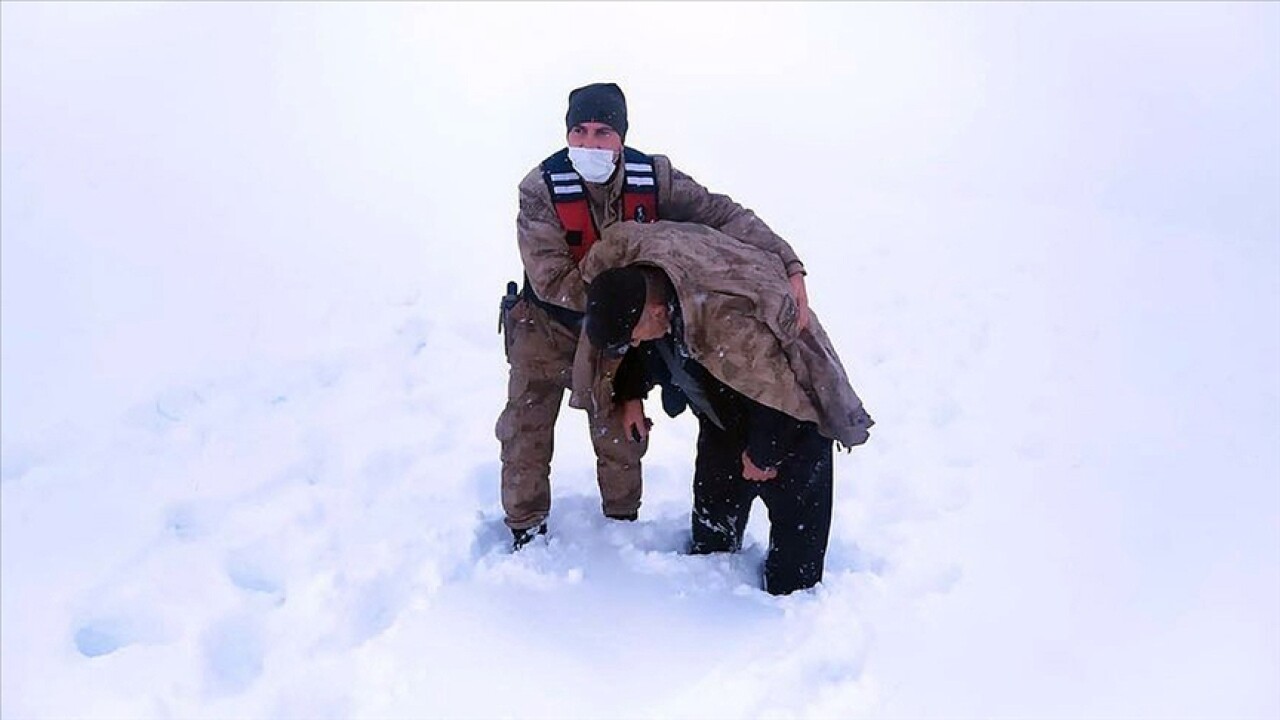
576, 221, 873, 594
497, 82, 813, 550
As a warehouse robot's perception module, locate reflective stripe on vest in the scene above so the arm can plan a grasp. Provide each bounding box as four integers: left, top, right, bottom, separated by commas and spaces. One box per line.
540, 147, 659, 263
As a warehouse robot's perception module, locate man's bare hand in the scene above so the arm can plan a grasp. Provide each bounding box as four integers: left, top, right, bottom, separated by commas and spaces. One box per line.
741, 450, 778, 482
789, 272, 811, 332
622, 398, 650, 442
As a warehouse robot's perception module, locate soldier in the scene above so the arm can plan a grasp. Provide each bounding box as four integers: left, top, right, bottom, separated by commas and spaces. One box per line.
497, 83, 813, 550
577, 220, 874, 594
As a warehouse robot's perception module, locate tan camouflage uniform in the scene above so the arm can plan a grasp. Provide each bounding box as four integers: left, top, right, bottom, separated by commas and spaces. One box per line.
497, 153, 806, 531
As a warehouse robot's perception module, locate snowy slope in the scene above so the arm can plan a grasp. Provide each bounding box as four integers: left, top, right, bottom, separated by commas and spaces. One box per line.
3, 3, 1278, 719
0, 294, 903, 718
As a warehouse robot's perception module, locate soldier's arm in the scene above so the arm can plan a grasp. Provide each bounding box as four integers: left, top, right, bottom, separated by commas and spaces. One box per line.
517, 174, 587, 312
656, 157, 807, 277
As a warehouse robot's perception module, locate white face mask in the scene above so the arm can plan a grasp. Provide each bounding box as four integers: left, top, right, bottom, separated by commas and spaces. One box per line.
567, 146, 617, 183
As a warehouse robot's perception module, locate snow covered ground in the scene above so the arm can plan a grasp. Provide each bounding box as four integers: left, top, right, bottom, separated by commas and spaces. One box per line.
2, 3, 1277, 718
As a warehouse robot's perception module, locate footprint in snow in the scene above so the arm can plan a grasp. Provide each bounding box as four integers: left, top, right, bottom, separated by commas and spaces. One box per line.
225, 547, 286, 605
72, 612, 164, 659
73, 620, 130, 658
202, 613, 265, 696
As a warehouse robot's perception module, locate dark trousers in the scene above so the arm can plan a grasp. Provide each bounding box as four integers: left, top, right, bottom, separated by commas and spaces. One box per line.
689, 416, 834, 595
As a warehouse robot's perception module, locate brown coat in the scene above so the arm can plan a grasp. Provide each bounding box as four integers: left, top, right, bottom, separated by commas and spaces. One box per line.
516, 153, 805, 312
570, 221, 874, 449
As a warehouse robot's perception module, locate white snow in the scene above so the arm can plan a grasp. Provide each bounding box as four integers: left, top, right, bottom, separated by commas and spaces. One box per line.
3, 3, 1278, 718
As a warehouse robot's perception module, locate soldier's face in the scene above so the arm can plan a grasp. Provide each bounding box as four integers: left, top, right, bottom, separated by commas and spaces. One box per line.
630, 302, 670, 345
568, 122, 623, 159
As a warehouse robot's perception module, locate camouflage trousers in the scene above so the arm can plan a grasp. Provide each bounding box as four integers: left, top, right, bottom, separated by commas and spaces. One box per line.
496, 296, 646, 530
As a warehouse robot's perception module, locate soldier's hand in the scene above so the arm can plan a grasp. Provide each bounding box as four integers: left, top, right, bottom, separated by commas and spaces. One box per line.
741, 450, 778, 482
622, 399, 650, 442
789, 272, 811, 332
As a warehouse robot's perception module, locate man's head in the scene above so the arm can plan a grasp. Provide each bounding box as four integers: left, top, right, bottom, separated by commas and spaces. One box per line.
586, 266, 672, 356
565, 82, 627, 155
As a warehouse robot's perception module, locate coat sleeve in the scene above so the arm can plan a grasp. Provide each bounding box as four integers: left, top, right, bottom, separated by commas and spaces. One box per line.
517, 170, 587, 312
656, 156, 806, 276
612, 348, 653, 401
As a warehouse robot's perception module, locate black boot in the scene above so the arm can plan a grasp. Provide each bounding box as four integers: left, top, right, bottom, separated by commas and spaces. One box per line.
605, 512, 638, 522
511, 523, 547, 551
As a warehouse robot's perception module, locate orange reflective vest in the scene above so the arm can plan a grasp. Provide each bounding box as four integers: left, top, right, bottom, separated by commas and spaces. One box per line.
539, 146, 659, 263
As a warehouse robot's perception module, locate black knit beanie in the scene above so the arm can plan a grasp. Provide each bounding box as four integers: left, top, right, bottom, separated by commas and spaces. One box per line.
566, 83, 628, 138
586, 267, 647, 354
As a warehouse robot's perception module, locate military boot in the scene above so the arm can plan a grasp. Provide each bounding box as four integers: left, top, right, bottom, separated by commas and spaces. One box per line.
511, 523, 548, 551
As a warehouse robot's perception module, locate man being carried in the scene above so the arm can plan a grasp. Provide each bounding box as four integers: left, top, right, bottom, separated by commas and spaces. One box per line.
577, 221, 873, 594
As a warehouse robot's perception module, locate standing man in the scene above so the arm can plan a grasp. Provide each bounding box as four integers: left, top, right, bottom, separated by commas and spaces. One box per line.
577, 220, 874, 594
497, 82, 813, 550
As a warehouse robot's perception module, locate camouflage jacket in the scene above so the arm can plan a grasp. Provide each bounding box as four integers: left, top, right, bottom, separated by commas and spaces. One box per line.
570, 220, 874, 448
516, 152, 806, 312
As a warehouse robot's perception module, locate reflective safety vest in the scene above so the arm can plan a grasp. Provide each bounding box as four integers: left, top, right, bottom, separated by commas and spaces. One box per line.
539, 147, 659, 263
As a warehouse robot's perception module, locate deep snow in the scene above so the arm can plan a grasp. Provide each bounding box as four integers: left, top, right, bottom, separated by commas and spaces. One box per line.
3, 3, 1278, 718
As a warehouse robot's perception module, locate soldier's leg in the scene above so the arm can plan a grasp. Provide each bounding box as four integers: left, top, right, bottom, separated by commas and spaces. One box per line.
758, 429, 834, 595
496, 367, 565, 530
496, 297, 570, 532
589, 402, 647, 519
690, 416, 754, 554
